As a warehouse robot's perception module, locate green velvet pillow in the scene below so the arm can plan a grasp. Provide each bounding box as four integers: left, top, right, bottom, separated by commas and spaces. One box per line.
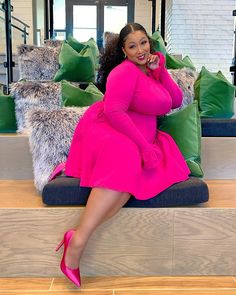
67, 35, 87, 52
53, 42, 95, 82
166, 53, 196, 70
67, 36, 99, 69
158, 101, 203, 177
0, 94, 17, 133
61, 80, 103, 107
151, 30, 167, 56
194, 66, 235, 118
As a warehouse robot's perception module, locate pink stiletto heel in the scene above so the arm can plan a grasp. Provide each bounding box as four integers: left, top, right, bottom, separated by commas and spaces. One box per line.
55, 230, 81, 288
55, 239, 64, 252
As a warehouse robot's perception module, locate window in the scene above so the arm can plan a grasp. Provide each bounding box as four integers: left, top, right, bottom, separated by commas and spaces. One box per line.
65, 0, 134, 48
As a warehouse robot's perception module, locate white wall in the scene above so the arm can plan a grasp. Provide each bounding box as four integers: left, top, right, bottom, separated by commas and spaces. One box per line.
0, 0, 33, 53
0, 23, 6, 53
135, 0, 161, 34
134, 0, 152, 34
165, 0, 235, 81
12, 0, 33, 47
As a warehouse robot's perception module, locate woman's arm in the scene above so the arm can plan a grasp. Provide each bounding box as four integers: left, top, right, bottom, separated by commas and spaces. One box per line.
103, 62, 160, 169
150, 52, 183, 109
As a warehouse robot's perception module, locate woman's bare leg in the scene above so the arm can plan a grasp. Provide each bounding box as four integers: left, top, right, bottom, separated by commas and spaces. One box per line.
64, 187, 130, 269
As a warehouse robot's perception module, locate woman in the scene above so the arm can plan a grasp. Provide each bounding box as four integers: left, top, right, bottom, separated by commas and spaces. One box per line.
56, 23, 190, 287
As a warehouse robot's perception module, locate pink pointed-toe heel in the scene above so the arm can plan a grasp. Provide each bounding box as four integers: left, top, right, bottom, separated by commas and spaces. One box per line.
56, 230, 81, 288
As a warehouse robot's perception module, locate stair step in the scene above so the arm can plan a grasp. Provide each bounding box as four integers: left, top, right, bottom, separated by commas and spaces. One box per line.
0, 53, 17, 60
1, 276, 236, 292
201, 137, 236, 178
0, 67, 20, 83
0, 134, 33, 179
0, 179, 236, 277
0, 74, 6, 84
0, 53, 20, 83
1, 134, 236, 180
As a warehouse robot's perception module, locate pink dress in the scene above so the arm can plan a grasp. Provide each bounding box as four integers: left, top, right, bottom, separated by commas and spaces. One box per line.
65, 52, 190, 200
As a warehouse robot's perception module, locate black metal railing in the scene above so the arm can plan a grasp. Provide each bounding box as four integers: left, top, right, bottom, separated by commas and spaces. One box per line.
230, 9, 236, 86
160, 0, 166, 40
44, 0, 54, 40
0, 0, 30, 93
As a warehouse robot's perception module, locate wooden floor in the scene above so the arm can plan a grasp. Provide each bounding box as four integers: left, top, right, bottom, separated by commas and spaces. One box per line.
1, 276, 236, 294
1, 179, 236, 208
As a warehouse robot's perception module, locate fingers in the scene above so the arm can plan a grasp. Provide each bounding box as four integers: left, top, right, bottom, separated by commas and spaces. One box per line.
147, 54, 160, 70
147, 54, 160, 65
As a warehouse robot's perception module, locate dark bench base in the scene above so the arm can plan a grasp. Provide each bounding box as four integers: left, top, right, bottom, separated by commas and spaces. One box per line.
42, 176, 209, 207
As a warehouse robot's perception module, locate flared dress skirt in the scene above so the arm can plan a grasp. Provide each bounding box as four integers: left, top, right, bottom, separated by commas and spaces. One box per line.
65, 100, 190, 200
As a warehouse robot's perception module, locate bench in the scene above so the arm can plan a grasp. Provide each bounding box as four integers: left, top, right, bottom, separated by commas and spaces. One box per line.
42, 176, 209, 207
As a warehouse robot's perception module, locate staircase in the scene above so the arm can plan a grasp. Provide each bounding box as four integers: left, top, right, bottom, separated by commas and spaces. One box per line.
0, 54, 6, 85
0, 133, 236, 277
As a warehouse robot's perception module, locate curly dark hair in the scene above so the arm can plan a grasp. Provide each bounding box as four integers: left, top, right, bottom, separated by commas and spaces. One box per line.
97, 23, 153, 93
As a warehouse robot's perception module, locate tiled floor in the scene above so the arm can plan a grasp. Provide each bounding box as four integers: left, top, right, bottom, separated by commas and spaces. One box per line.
1, 276, 236, 294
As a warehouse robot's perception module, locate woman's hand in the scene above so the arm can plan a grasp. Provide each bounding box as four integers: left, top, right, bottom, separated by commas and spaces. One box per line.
141, 144, 162, 169
147, 54, 160, 70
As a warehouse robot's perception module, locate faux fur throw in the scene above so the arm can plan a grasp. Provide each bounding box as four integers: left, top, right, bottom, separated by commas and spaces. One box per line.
44, 39, 63, 48
168, 67, 198, 110
103, 31, 119, 48
17, 44, 60, 80
10, 81, 62, 133
26, 107, 88, 191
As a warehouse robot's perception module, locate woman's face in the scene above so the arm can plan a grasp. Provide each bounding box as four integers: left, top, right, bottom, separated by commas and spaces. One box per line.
122, 30, 150, 67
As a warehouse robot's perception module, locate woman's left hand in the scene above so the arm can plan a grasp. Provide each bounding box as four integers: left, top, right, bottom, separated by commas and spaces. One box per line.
147, 54, 160, 70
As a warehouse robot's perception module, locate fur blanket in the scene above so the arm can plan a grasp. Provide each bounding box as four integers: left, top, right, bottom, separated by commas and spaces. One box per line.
10, 81, 62, 133
17, 44, 60, 80
26, 107, 88, 191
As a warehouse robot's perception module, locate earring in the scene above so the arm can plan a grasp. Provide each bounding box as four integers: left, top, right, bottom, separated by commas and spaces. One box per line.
123, 53, 127, 58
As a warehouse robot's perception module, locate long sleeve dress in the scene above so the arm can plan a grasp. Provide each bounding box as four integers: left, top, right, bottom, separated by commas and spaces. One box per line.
65, 52, 190, 200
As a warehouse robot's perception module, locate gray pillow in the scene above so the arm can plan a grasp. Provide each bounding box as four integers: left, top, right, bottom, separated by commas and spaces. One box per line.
26, 107, 88, 191
10, 81, 62, 132
168, 67, 198, 110
17, 44, 60, 80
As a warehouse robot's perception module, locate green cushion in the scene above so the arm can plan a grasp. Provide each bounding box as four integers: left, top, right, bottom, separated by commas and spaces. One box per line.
67, 35, 87, 52
0, 94, 17, 133
158, 101, 203, 177
166, 53, 196, 70
194, 66, 235, 118
151, 30, 167, 56
67, 36, 99, 69
61, 80, 103, 107
53, 42, 95, 83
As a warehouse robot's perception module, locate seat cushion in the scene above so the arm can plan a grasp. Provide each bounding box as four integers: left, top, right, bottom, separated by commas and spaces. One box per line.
201, 118, 236, 137
42, 176, 209, 207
